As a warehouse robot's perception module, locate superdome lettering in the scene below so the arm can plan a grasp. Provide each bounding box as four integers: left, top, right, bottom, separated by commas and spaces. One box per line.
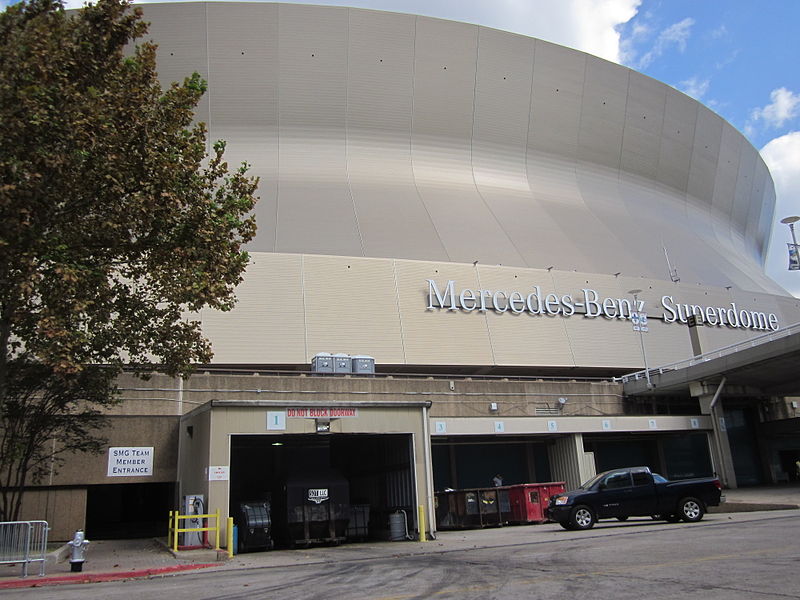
426, 280, 779, 332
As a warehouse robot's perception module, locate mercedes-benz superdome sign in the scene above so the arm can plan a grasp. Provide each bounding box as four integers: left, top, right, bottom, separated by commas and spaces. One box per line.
426, 279, 779, 332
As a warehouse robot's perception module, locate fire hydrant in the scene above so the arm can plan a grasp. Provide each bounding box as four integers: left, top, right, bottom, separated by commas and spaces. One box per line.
68, 530, 90, 572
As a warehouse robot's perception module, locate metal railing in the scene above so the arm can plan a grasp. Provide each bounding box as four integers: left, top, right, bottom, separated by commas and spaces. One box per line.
617, 321, 800, 385
0, 520, 49, 577
168, 509, 221, 553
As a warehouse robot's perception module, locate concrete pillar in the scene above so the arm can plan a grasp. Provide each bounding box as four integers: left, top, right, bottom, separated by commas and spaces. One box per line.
547, 434, 596, 490
697, 393, 738, 489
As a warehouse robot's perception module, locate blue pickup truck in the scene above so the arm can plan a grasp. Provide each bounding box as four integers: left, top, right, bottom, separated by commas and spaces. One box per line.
546, 466, 723, 530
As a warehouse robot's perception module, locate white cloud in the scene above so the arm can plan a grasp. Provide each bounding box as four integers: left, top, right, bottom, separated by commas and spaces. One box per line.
679, 76, 709, 101
761, 131, 800, 297
60, 0, 641, 64
751, 87, 800, 129
636, 17, 694, 68
390, 0, 642, 63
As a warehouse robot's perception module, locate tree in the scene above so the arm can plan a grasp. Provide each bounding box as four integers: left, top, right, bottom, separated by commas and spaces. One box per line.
0, 360, 118, 521
0, 0, 258, 520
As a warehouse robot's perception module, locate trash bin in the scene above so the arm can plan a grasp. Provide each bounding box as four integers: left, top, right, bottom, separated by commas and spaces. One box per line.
507, 482, 566, 524
435, 487, 512, 529
236, 499, 273, 553
346, 504, 370, 541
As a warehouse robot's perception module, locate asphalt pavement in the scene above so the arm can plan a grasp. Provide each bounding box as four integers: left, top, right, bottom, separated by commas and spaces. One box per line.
2, 483, 798, 590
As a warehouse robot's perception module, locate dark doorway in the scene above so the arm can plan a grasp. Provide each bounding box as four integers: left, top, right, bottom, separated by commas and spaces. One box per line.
229, 433, 415, 548
86, 482, 175, 539
431, 439, 551, 491
725, 406, 763, 485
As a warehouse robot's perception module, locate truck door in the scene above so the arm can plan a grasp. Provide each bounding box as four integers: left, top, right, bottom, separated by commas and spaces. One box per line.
629, 469, 657, 515
596, 470, 635, 518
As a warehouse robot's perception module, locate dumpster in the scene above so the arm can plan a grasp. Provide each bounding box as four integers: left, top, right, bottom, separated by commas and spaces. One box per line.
283, 469, 350, 547
435, 487, 512, 529
507, 482, 566, 523
235, 499, 273, 553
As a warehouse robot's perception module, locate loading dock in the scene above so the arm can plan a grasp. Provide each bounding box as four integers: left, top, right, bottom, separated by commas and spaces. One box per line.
229, 433, 416, 546
177, 399, 433, 549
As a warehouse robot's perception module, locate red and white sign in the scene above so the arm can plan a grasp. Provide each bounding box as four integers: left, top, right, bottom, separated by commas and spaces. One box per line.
287, 407, 358, 418
208, 466, 229, 481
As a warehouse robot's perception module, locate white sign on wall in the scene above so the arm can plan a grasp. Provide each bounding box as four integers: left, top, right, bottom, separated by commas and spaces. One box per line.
208, 466, 230, 481
267, 411, 286, 430
107, 447, 153, 477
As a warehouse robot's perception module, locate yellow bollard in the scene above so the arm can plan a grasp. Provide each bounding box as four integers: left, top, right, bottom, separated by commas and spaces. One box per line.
227, 517, 234, 559
173, 510, 179, 552
214, 509, 221, 550
418, 505, 427, 542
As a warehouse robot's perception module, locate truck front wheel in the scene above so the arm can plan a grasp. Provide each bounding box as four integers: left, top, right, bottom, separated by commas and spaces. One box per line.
569, 505, 596, 530
678, 497, 705, 522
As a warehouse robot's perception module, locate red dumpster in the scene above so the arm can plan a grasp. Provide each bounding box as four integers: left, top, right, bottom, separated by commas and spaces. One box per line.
507, 482, 566, 524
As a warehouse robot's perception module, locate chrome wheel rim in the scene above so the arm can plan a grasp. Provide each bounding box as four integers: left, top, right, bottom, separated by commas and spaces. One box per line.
575, 508, 592, 527
683, 501, 701, 519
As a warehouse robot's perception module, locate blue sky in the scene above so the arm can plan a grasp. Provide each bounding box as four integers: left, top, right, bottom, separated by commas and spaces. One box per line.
5, 0, 799, 296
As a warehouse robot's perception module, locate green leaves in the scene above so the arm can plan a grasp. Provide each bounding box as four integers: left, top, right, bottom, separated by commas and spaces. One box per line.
0, 0, 259, 379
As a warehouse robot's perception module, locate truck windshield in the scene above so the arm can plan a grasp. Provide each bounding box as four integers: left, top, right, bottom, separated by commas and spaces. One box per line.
579, 472, 606, 489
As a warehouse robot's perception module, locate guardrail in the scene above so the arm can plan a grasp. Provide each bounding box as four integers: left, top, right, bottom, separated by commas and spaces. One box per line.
617, 321, 800, 385
0, 520, 49, 577
168, 509, 221, 553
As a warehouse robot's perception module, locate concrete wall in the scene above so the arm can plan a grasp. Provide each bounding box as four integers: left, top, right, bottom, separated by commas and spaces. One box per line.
191, 253, 800, 370
17, 488, 87, 542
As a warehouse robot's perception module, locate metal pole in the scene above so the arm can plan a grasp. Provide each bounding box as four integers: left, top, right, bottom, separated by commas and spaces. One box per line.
630, 291, 652, 389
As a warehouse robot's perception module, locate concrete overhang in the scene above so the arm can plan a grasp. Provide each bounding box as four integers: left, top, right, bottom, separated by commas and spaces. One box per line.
623, 329, 800, 397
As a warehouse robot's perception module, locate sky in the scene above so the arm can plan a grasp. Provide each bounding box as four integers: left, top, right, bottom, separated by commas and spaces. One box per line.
4, 0, 799, 296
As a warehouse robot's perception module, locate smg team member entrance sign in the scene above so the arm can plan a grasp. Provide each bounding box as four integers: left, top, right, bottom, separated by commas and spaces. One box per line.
107, 446, 154, 477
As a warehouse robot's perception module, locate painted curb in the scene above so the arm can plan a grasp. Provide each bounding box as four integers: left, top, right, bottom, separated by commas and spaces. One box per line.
0, 562, 217, 589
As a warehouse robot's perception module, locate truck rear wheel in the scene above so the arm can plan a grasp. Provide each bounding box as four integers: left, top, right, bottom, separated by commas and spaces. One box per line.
678, 497, 705, 522
569, 505, 596, 530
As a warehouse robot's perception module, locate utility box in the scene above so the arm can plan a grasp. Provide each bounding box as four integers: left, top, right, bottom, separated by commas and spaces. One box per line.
181, 494, 205, 547
351, 356, 375, 374
311, 353, 334, 373
332, 353, 352, 373
507, 482, 566, 524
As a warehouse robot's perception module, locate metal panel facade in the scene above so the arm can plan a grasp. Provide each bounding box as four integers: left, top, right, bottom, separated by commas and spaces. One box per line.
136, 3, 798, 370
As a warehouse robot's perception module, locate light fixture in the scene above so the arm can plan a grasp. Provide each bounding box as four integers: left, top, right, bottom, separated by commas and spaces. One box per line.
489, 402, 498, 412
781, 216, 800, 271
271, 442, 283, 446
558, 397, 567, 405
315, 419, 331, 433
